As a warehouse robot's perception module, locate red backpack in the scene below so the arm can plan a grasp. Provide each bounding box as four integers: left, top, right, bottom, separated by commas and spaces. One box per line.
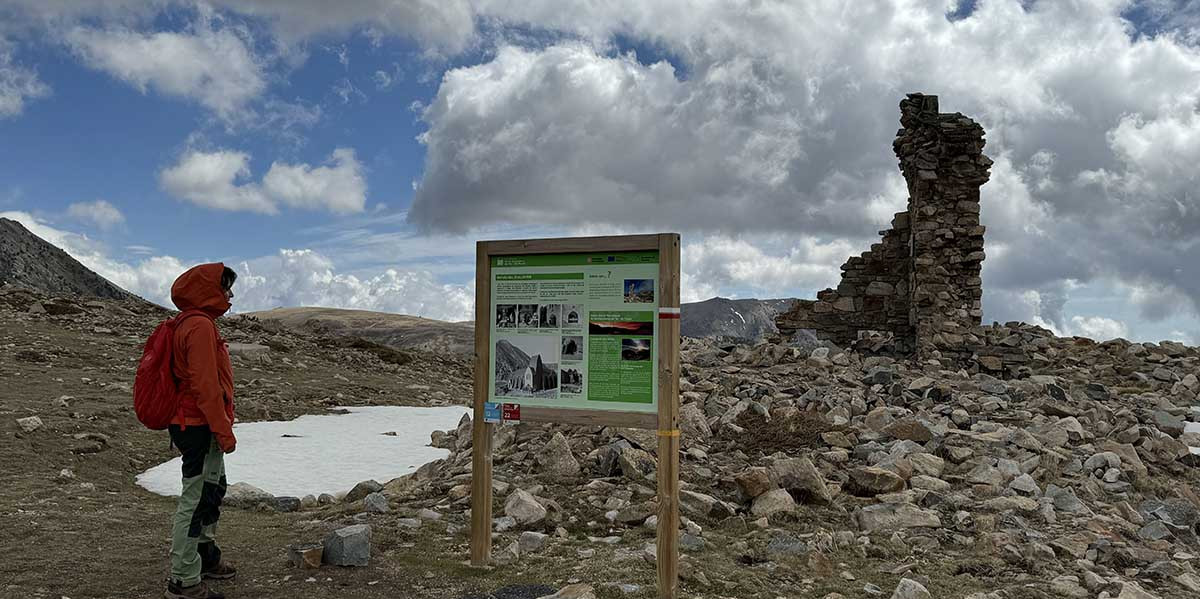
133, 310, 212, 430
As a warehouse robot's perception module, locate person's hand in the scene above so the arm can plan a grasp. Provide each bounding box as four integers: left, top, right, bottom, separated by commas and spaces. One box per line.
218, 435, 237, 454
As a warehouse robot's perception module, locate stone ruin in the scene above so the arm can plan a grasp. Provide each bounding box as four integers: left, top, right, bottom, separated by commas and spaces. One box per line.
776, 93, 993, 360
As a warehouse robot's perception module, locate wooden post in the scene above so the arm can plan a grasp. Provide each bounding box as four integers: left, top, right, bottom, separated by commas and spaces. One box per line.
655, 233, 681, 599
470, 241, 494, 567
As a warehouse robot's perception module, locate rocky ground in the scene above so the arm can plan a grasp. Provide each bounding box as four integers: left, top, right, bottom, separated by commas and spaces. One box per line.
3, 285, 1200, 599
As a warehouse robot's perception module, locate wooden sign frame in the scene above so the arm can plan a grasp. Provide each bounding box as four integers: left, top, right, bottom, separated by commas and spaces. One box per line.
470, 233, 681, 599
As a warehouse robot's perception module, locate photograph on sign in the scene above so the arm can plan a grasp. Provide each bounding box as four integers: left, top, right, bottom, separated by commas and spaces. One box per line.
487, 251, 659, 414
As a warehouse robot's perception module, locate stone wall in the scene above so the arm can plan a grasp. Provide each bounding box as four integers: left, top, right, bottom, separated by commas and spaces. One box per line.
776, 93, 993, 359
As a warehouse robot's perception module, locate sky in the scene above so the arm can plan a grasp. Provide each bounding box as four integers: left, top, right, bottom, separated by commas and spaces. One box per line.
0, 0, 1198, 344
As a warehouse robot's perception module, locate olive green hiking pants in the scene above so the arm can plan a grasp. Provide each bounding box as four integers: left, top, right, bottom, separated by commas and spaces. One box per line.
168, 425, 227, 586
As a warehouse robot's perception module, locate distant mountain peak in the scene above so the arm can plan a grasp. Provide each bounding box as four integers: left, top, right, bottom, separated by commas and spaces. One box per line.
681, 296, 797, 342
0, 217, 138, 301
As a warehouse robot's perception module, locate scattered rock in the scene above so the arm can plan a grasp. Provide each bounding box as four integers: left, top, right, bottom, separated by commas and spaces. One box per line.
16, 416, 43, 433
322, 524, 371, 567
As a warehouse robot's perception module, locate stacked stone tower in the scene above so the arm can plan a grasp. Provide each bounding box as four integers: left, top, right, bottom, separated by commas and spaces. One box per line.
776, 93, 993, 358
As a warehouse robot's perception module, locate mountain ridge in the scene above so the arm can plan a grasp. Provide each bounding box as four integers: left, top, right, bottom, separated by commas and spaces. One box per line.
0, 217, 142, 302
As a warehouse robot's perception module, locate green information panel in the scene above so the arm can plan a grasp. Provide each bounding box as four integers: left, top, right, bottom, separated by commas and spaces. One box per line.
488, 251, 659, 413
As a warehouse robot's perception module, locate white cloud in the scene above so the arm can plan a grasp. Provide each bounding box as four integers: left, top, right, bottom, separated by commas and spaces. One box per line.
160, 148, 368, 215
0, 39, 50, 118
159, 149, 276, 214
67, 200, 125, 230
65, 20, 265, 122
232, 249, 473, 321
403, 0, 1200, 331
1069, 315, 1130, 341
207, 0, 476, 54
262, 148, 368, 214
682, 235, 858, 302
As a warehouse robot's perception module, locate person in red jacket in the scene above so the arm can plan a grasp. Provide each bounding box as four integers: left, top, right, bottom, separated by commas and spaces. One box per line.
165, 263, 238, 599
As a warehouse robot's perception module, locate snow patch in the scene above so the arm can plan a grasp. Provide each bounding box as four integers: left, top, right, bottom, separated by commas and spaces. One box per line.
730, 308, 745, 324
136, 406, 468, 497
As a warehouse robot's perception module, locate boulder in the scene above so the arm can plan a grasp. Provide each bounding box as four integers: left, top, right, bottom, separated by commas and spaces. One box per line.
224, 482, 273, 507
537, 432, 581, 479
751, 488, 795, 517
855, 504, 941, 532
848, 466, 905, 496
769, 457, 832, 505
363, 492, 389, 513
16, 416, 43, 433
618, 447, 657, 480
519, 531, 549, 553
344, 480, 383, 503
322, 524, 371, 567
735, 467, 774, 501
504, 489, 547, 527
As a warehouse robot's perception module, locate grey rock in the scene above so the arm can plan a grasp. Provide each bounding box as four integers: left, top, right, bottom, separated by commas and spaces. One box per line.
769, 457, 832, 504
678, 403, 712, 441
1137, 520, 1173, 541
16, 416, 43, 433
273, 496, 301, 512
765, 533, 806, 556
224, 482, 273, 507
363, 492, 389, 513
505, 489, 547, 526
537, 432, 581, 479
1152, 411, 1185, 437
617, 447, 657, 480
855, 503, 941, 531
344, 480, 383, 503
519, 531, 549, 553
1009, 473, 1040, 496
889, 578, 931, 599
751, 488, 795, 517
322, 524, 371, 567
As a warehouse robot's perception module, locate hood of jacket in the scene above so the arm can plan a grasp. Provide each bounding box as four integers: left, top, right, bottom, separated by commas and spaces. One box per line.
171, 262, 231, 318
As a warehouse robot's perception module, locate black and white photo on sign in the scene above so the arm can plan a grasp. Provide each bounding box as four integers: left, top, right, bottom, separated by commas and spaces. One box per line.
623, 279, 654, 303
560, 335, 584, 361
517, 304, 538, 328
621, 338, 652, 361
494, 335, 559, 398
495, 304, 517, 328
560, 367, 583, 394
539, 303, 562, 328
562, 304, 582, 326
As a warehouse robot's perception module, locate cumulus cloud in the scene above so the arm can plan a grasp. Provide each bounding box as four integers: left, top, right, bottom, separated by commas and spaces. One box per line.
232, 249, 473, 321
681, 236, 858, 303
262, 148, 368, 214
160, 148, 367, 215
67, 200, 125, 230
159, 149, 276, 214
65, 19, 266, 122
0, 39, 50, 118
1070, 315, 1130, 341
404, 0, 1200, 333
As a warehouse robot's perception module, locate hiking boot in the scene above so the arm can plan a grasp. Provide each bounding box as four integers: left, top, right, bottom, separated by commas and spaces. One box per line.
164, 580, 225, 599
201, 560, 237, 580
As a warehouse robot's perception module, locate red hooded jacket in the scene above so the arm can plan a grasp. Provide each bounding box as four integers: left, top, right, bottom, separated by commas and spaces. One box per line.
169, 263, 236, 452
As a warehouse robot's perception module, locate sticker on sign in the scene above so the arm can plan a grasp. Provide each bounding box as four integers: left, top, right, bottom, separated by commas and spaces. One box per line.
502, 403, 521, 422
483, 402, 501, 424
